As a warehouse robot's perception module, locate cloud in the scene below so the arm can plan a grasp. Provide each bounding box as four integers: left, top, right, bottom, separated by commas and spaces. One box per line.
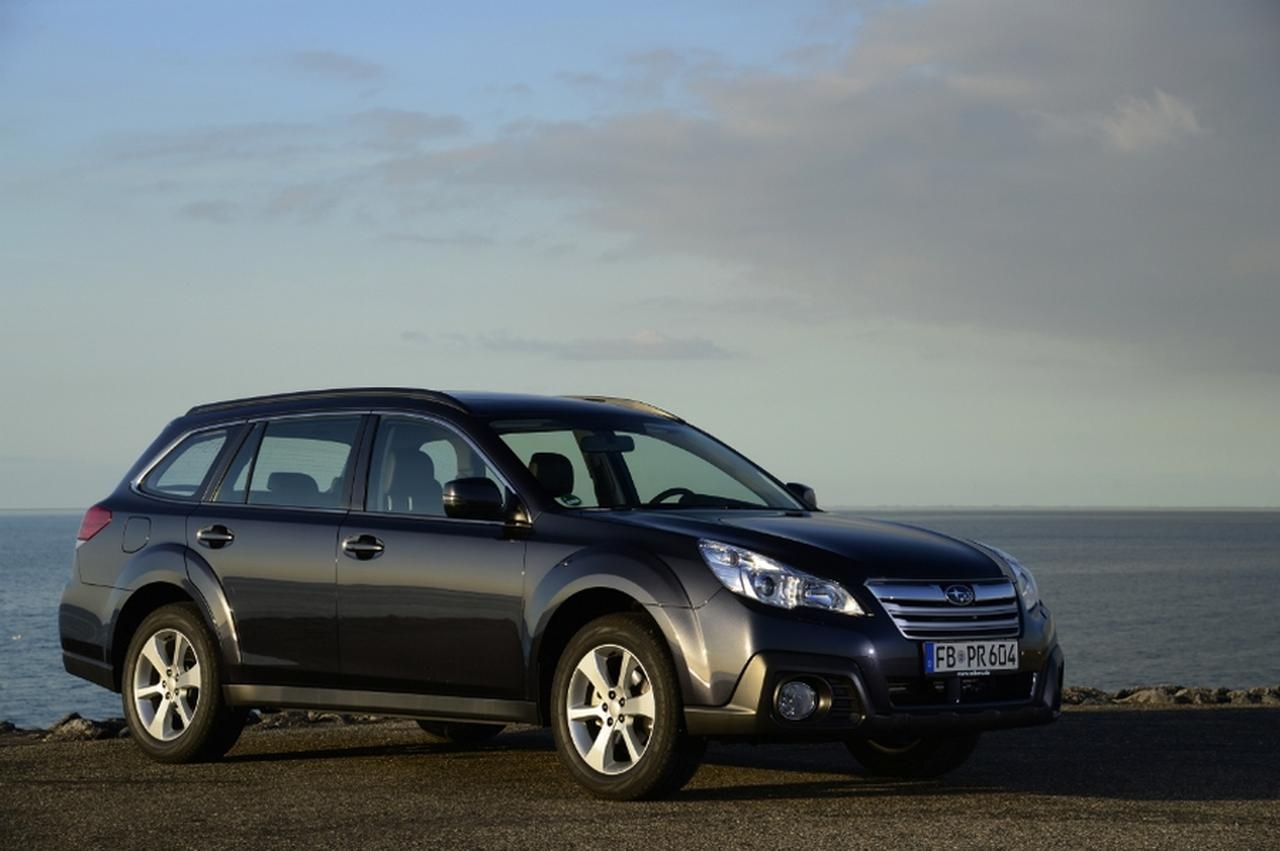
1039, 89, 1207, 152
96, 109, 465, 226
378, 231, 492, 246
284, 50, 383, 82
557, 70, 607, 89
264, 182, 344, 223
104, 122, 320, 165
386, 0, 1279, 372
1097, 90, 1206, 152
105, 109, 463, 167
556, 48, 726, 103
350, 109, 466, 149
178, 200, 238, 224
402, 329, 731, 360
67, 1, 1280, 375
634, 294, 835, 325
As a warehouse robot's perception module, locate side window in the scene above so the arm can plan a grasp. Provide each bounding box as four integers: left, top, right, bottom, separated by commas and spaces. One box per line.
246, 417, 361, 509
498, 430, 599, 508
142, 429, 229, 500
366, 417, 504, 515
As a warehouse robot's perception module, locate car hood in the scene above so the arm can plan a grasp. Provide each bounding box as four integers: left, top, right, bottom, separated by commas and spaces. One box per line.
602, 510, 1005, 582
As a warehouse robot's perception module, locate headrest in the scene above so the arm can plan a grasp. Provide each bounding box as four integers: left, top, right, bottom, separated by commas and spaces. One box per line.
392, 450, 435, 479
390, 435, 426, 454
529, 452, 574, 498
267, 471, 320, 498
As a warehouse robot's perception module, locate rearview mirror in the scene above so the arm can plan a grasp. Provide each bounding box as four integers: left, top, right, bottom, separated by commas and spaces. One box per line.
579, 433, 636, 453
443, 478, 505, 521
786, 482, 817, 509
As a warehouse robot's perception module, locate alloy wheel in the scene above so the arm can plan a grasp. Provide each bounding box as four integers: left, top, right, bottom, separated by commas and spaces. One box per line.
564, 643, 656, 775
131, 627, 201, 742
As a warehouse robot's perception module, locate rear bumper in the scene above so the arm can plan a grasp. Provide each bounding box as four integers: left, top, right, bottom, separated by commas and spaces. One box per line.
62, 651, 117, 691
684, 644, 1064, 738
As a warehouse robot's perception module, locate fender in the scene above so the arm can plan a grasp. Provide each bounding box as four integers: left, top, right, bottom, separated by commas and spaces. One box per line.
104, 543, 240, 671
111, 541, 195, 597
526, 545, 716, 706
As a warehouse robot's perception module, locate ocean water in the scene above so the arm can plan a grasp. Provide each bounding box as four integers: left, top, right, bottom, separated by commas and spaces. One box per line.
1, 513, 124, 727
1, 510, 1277, 728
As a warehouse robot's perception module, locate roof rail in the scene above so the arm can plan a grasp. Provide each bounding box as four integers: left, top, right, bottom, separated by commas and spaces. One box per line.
566, 396, 683, 421
186, 387, 469, 416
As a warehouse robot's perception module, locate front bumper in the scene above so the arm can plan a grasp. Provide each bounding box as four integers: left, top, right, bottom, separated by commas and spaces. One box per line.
684, 645, 1062, 736
681, 590, 1063, 738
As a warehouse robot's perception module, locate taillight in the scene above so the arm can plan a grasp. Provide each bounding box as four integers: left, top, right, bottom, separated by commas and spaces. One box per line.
77, 505, 113, 542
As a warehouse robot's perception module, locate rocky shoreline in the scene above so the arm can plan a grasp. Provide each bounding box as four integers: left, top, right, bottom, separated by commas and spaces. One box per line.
1062, 683, 1280, 706
4, 683, 1278, 743
0, 708, 394, 743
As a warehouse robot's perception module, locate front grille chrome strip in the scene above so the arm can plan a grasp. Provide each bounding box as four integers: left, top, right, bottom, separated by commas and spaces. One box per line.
866, 579, 1021, 640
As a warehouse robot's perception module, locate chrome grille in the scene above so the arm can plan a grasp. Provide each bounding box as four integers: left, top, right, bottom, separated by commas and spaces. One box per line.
865, 580, 1021, 640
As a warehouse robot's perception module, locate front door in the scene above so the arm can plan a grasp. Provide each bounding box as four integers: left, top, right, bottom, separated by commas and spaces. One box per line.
337, 415, 526, 698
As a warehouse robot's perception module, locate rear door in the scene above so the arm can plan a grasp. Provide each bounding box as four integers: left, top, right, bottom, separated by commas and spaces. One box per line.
337, 414, 526, 698
187, 414, 365, 685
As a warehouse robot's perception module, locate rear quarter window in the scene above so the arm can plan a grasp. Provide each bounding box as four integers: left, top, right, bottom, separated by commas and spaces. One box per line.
140, 429, 229, 500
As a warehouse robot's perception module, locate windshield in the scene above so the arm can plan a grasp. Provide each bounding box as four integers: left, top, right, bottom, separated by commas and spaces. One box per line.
491, 417, 805, 510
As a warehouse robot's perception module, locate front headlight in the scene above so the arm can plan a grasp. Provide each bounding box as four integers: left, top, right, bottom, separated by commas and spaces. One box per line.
984, 544, 1040, 611
697, 540, 865, 616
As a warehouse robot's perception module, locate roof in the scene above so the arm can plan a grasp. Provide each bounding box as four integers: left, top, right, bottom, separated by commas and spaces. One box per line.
453, 392, 682, 421
184, 387, 682, 421
185, 387, 466, 416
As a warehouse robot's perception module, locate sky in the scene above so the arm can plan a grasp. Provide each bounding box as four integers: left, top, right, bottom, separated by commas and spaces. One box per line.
2, 0, 1278, 510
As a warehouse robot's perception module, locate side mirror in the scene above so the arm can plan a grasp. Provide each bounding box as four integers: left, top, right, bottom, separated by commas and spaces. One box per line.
786, 482, 817, 509
443, 478, 505, 521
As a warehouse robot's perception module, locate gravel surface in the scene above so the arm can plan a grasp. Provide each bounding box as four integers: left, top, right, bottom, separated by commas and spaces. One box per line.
2, 706, 1277, 849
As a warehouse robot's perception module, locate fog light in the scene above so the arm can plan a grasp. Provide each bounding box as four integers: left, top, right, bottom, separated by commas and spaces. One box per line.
776, 680, 818, 721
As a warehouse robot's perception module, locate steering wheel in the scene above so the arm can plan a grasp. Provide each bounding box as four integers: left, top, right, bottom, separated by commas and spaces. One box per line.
647, 487, 695, 506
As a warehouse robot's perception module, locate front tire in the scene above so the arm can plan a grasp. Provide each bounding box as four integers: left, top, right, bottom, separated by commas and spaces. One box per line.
551, 613, 699, 800
122, 603, 246, 763
845, 732, 980, 778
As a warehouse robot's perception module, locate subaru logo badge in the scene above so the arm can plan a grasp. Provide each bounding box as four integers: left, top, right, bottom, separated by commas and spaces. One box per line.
944, 584, 975, 606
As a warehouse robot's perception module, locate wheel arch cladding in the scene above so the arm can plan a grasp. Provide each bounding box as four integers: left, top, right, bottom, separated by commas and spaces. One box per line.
111, 583, 197, 691
533, 587, 698, 726
182, 549, 242, 666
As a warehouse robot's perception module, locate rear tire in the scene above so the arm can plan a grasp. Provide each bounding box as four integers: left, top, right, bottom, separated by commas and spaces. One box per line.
416, 720, 505, 744
122, 603, 246, 763
551, 613, 699, 800
845, 732, 980, 778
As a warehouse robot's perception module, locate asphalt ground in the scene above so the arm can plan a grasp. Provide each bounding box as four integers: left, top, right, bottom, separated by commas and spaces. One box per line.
2, 706, 1277, 850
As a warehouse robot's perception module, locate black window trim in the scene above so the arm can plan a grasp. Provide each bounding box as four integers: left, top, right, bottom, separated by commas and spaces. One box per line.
136, 408, 529, 521
207, 421, 265, 506
357, 410, 527, 525
215, 412, 371, 514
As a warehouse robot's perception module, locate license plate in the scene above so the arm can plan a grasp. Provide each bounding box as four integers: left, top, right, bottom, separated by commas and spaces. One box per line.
924, 640, 1019, 675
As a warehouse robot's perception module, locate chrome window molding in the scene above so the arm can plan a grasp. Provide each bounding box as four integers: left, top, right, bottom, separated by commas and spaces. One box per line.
130, 420, 249, 505
132, 408, 530, 524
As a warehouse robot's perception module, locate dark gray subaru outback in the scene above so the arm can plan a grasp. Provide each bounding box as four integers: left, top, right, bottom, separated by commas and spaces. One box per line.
60, 388, 1062, 799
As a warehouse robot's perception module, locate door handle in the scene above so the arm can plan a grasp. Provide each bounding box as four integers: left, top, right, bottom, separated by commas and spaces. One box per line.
342, 534, 385, 560
196, 524, 235, 549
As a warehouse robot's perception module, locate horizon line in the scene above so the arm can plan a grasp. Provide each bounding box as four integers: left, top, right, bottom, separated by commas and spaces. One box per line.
2, 504, 1278, 514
